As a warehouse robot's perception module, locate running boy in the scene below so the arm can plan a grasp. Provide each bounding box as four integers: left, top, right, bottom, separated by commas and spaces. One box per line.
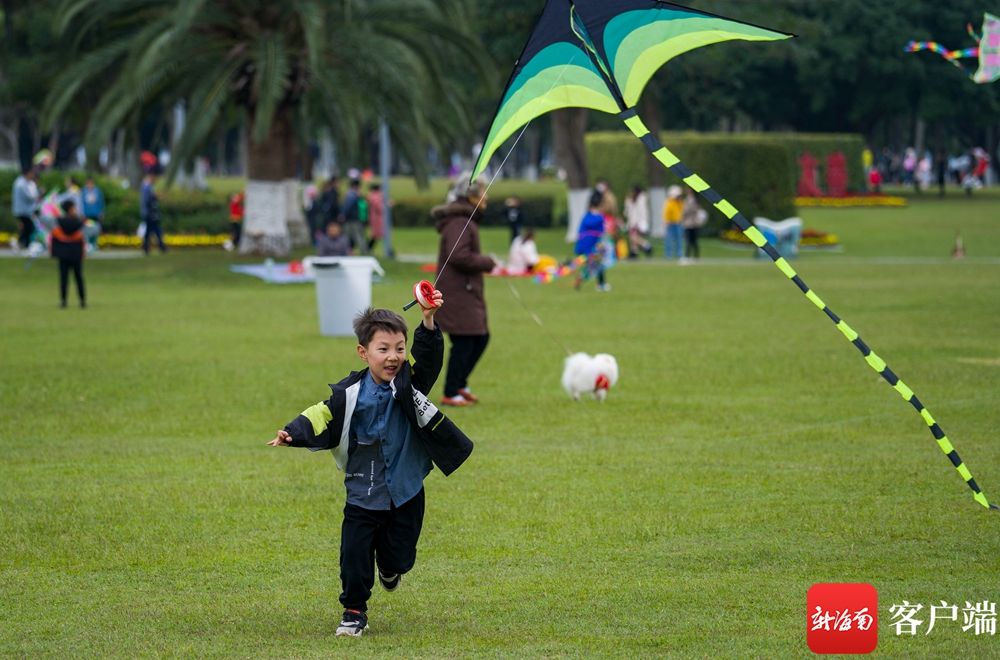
268, 291, 473, 637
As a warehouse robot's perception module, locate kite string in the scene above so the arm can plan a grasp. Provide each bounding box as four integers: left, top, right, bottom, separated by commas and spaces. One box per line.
432, 120, 532, 287
432, 55, 580, 288
506, 279, 574, 357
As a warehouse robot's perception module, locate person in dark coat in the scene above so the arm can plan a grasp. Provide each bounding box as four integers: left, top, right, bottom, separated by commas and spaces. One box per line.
51, 199, 86, 308
318, 176, 341, 232
140, 172, 167, 254
433, 174, 496, 407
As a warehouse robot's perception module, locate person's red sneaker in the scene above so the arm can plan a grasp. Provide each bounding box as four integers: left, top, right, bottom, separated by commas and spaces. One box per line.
440, 395, 472, 407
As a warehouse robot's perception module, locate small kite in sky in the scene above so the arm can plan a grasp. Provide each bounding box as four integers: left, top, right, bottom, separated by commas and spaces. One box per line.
905, 12, 1000, 83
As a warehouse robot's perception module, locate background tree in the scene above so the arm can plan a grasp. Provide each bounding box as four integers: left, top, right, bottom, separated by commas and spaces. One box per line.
43, 0, 489, 255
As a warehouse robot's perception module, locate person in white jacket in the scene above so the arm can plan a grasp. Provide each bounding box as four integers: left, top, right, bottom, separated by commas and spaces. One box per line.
623, 185, 652, 258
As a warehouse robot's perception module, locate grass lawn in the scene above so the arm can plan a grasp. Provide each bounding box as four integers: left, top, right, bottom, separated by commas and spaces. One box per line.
2, 190, 1000, 657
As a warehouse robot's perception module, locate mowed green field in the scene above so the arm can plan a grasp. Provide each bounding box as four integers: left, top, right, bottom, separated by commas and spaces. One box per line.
2, 191, 1000, 657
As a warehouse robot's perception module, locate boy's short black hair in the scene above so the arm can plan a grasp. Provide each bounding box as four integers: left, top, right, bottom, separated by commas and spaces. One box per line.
60, 199, 76, 213
353, 307, 408, 346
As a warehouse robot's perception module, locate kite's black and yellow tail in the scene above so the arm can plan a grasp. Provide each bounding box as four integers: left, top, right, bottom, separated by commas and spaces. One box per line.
620, 107, 995, 510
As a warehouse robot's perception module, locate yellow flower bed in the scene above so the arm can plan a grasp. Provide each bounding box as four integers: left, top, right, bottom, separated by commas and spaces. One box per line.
794, 195, 906, 208
0, 231, 228, 248
721, 228, 840, 247
99, 234, 229, 248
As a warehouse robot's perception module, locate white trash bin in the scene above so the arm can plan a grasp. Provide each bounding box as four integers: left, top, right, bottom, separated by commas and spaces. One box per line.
306, 256, 385, 337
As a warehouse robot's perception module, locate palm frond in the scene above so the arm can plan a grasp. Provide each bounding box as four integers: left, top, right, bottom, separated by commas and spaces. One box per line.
251, 34, 291, 144
165, 58, 244, 182
41, 36, 133, 129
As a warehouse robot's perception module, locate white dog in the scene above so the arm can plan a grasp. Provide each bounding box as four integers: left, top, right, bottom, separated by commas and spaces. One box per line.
562, 352, 619, 401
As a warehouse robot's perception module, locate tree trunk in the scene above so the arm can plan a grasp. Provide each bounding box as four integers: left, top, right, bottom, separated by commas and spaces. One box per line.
523, 124, 540, 182
109, 130, 122, 177
172, 100, 197, 190
47, 119, 61, 164
642, 89, 667, 239
552, 108, 588, 187
552, 108, 589, 241
913, 116, 926, 157
317, 130, 336, 180
281, 111, 309, 248
240, 107, 315, 255
0, 115, 17, 167
240, 110, 293, 256
237, 122, 248, 177
126, 120, 142, 189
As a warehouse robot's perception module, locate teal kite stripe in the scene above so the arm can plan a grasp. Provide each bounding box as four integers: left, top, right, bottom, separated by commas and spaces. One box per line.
620, 108, 995, 511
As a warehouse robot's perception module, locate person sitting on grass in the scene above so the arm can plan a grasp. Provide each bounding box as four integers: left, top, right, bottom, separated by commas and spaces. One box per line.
506, 227, 540, 275
316, 220, 351, 257
267, 296, 474, 638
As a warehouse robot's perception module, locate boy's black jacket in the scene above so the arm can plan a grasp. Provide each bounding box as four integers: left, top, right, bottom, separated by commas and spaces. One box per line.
283, 324, 473, 476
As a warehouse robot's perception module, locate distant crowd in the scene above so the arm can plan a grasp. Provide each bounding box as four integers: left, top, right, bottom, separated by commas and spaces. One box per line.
866, 146, 993, 195
306, 177, 386, 257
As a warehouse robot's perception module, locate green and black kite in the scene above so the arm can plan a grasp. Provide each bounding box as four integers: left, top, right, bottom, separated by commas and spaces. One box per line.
472, 0, 995, 511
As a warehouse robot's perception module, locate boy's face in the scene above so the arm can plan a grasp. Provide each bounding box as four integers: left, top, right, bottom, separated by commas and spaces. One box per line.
327, 223, 341, 237
358, 330, 407, 384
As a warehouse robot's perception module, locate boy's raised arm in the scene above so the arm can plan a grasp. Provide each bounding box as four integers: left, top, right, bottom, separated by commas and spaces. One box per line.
411, 289, 444, 394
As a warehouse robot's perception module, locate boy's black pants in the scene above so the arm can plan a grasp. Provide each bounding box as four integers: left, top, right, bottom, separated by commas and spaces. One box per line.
340, 489, 425, 611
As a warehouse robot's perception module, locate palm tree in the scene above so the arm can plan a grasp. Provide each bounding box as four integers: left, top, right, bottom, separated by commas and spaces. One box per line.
43, 0, 489, 255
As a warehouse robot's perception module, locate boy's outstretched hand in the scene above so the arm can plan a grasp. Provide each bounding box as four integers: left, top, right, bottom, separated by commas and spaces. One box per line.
267, 429, 292, 446
421, 288, 444, 330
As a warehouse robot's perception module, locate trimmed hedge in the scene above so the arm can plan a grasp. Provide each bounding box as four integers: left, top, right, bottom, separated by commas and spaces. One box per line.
760, 133, 865, 194
665, 132, 865, 194
587, 132, 796, 233
0, 169, 231, 234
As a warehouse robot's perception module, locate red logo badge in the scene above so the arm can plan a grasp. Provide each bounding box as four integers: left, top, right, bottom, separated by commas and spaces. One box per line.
807, 583, 878, 654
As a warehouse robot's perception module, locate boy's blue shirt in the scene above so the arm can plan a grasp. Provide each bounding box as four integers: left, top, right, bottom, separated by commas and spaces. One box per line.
346, 372, 432, 510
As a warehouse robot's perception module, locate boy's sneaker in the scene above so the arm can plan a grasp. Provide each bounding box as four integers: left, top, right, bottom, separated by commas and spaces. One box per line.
336, 609, 368, 637
378, 569, 401, 592
597, 283, 612, 292
457, 388, 479, 403
440, 395, 472, 407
